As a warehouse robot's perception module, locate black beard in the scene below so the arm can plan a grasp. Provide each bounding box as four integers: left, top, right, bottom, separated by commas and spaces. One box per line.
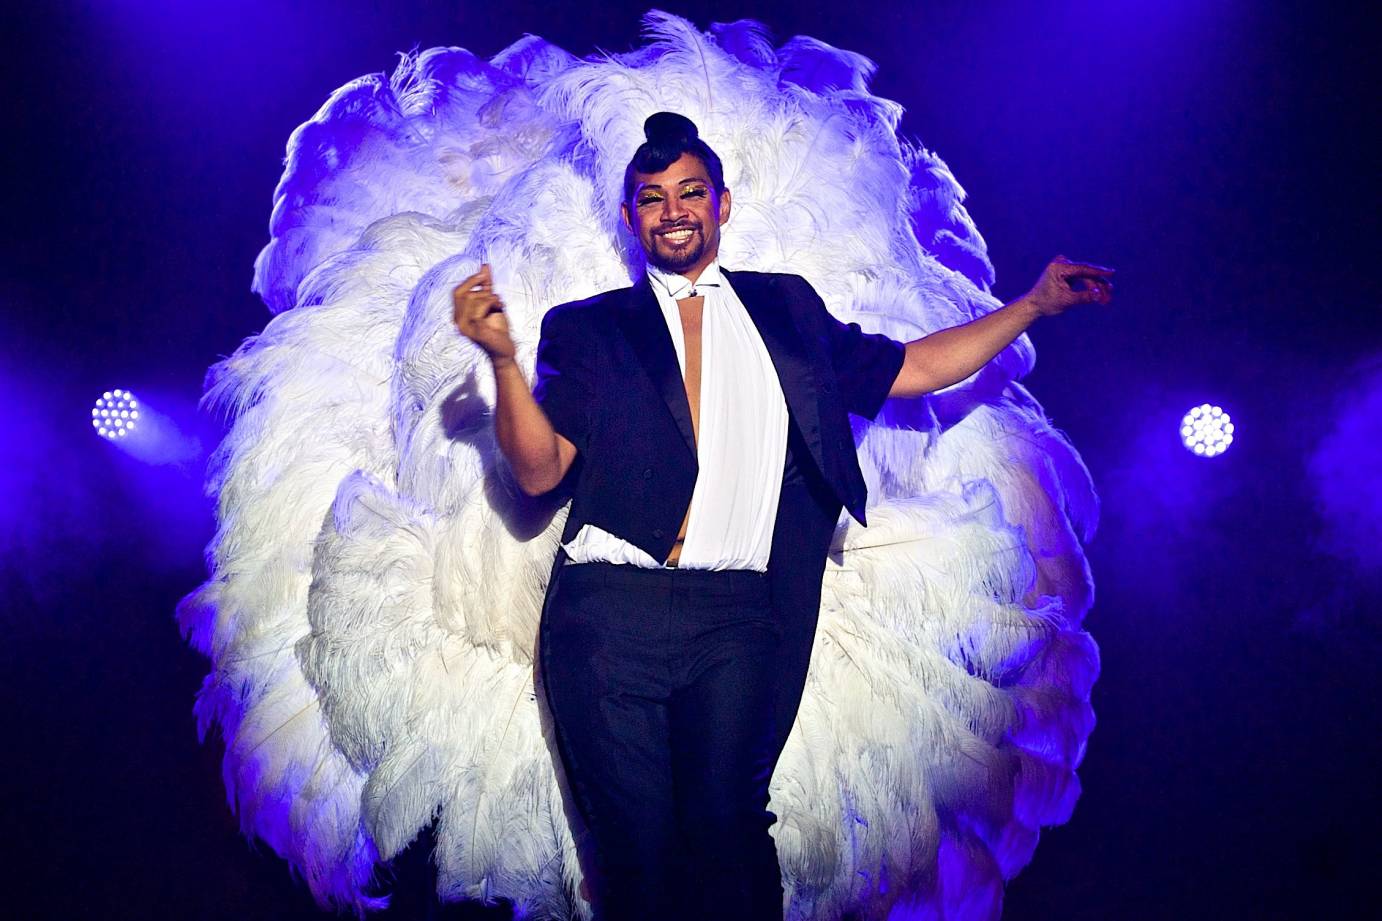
646, 226, 704, 271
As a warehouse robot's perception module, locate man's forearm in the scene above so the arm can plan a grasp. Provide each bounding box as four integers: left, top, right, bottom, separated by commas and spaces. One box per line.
890, 296, 1041, 397
491, 358, 568, 495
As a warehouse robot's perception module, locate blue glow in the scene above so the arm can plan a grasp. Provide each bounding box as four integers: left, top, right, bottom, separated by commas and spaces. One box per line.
1180, 403, 1234, 457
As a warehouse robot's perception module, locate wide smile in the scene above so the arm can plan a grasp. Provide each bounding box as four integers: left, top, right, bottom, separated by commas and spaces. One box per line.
657, 226, 697, 246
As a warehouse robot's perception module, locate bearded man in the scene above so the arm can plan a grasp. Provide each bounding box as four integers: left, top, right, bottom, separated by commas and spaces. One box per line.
453, 112, 1112, 921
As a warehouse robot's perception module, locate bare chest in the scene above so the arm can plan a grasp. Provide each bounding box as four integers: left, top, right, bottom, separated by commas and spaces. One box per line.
677, 295, 705, 437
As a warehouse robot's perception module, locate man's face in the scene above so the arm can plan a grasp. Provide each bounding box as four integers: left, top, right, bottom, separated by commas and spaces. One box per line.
622, 151, 731, 278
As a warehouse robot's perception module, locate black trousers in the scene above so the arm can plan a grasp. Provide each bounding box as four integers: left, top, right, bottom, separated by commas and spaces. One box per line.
539, 560, 785, 921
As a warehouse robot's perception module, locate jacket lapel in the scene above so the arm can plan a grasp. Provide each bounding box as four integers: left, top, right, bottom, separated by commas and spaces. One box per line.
615, 269, 828, 473
724, 270, 826, 469
617, 277, 698, 460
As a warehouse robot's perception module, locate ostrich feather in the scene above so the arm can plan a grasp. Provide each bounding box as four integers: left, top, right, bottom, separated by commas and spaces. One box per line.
183, 12, 1100, 919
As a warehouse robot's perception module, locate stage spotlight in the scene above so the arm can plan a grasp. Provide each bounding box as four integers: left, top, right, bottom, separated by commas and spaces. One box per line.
88, 387, 204, 466
1180, 403, 1234, 457
92, 388, 141, 440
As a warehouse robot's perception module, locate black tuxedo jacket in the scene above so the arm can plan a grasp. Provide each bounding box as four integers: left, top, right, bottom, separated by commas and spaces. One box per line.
533, 269, 905, 752
533, 268, 904, 562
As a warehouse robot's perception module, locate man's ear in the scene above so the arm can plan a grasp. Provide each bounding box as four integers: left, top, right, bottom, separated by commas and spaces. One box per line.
620, 201, 632, 232
718, 187, 732, 226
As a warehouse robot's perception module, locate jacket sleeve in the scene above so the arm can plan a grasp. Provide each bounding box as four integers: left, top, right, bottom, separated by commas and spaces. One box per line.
531, 306, 597, 455
802, 279, 906, 420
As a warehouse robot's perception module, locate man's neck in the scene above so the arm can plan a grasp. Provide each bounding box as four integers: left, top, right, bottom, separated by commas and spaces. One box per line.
650, 250, 718, 286
680, 263, 709, 286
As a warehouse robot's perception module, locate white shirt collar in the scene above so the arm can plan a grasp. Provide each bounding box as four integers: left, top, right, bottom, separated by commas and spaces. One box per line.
646, 258, 724, 301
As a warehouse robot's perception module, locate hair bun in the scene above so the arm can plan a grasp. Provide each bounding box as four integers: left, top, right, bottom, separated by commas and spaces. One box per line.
643, 111, 699, 144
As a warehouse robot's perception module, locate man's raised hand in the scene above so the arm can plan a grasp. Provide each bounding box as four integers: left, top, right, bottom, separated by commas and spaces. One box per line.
452, 264, 517, 362
1022, 255, 1115, 317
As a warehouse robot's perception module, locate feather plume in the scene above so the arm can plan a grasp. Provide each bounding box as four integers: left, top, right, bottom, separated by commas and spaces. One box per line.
183, 12, 1099, 918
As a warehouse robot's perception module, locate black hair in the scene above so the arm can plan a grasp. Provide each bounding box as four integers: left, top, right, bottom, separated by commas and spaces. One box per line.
622, 112, 725, 203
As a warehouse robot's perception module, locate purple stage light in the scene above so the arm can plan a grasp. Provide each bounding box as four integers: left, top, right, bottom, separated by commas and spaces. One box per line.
92, 389, 141, 440
1180, 403, 1234, 457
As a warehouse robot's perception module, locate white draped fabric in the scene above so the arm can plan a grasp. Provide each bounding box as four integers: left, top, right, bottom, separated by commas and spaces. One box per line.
562, 260, 790, 572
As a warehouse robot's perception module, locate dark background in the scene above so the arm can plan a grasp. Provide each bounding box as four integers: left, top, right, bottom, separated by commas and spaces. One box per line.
2, 1, 1377, 918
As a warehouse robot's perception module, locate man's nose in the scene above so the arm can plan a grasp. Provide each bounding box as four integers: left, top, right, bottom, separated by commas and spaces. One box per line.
661, 195, 687, 221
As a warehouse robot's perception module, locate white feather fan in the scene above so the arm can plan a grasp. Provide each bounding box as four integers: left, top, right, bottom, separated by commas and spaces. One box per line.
181, 12, 1099, 920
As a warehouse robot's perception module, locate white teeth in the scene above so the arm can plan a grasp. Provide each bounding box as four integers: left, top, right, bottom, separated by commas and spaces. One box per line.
662, 229, 694, 244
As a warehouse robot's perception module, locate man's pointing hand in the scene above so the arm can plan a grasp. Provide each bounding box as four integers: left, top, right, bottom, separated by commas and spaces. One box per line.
453, 264, 517, 363
1022, 255, 1115, 317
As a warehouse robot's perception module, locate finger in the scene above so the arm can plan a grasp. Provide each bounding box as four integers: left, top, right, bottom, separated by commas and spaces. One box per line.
453, 282, 485, 310
1062, 272, 1114, 295
467, 293, 502, 317
455, 268, 488, 293
458, 294, 497, 325
455, 265, 495, 297
1064, 261, 1115, 277
1059, 267, 1094, 291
